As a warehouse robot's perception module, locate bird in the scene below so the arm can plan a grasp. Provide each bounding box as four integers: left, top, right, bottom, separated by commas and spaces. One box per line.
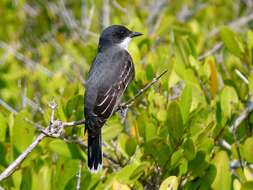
84, 25, 142, 172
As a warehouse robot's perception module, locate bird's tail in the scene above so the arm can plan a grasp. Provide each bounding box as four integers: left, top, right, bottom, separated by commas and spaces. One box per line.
88, 129, 102, 172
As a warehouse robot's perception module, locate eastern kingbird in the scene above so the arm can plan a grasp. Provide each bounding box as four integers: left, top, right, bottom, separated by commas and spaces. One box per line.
84, 25, 142, 172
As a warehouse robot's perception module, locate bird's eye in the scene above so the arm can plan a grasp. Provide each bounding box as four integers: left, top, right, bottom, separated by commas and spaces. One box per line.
119, 30, 125, 35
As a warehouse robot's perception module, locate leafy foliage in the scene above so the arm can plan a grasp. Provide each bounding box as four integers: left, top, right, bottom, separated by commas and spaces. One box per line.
0, 0, 253, 189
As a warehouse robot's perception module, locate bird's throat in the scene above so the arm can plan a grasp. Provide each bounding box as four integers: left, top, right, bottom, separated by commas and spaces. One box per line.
118, 37, 131, 50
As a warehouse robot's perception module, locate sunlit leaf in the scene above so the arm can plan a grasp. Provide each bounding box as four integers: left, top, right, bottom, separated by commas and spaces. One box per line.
211, 151, 231, 190
49, 139, 84, 160
220, 86, 238, 118
242, 137, 253, 163
112, 180, 131, 190
159, 176, 178, 190
11, 112, 36, 154
207, 57, 219, 98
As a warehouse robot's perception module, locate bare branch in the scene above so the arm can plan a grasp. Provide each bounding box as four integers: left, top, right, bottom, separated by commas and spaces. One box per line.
0, 41, 53, 77
229, 101, 253, 133
62, 119, 86, 127
0, 133, 46, 181
0, 68, 167, 181
229, 101, 253, 170
230, 160, 253, 170
177, 3, 206, 22
198, 13, 253, 60
0, 98, 18, 115
112, 0, 127, 14
235, 69, 249, 84
57, 0, 97, 39
208, 13, 253, 38
116, 70, 168, 111
102, 0, 110, 28
218, 139, 231, 150
147, 0, 167, 35
198, 42, 223, 61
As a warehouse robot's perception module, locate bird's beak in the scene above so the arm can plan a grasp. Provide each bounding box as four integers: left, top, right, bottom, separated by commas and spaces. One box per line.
130, 31, 143, 38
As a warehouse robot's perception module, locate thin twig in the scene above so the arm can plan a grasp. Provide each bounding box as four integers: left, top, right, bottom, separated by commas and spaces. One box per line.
116, 70, 168, 111
0, 41, 52, 76
0, 98, 18, 115
62, 119, 86, 127
235, 69, 249, 84
218, 139, 231, 150
198, 13, 253, 60
76, 161, 82, 190
198, 42, 223, 61
207, 13, 253, 38
58, 0, 97, 39
230, 160, 253, 170
112, 0, 127, 14
229, 101, 253, 170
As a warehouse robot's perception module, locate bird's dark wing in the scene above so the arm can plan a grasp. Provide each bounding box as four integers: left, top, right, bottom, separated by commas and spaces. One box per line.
93, 51, 134, 120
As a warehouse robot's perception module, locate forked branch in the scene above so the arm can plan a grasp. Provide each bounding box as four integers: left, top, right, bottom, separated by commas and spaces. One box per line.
0, 70, 167, 182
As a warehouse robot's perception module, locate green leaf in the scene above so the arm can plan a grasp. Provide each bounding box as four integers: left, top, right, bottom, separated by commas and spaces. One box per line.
52, 158, 80, 190
211, 151, 231, 190
183, 138, 195, 160
102, 117, 123, 141
0, 113, 8, 141
178, 159, 188, 176
242, 137, 253, 162
241, 181, 253, 190
167, 102, 184, 147
249, 73, 253, 97
20, 168, 32, 190
65, 95, 84, 120
11, 112, 36, 154
247, 31, 253, 64
170, 148, 184, 169
115, 163, 139, 183
220, 27, 244, 57
179, 85, 192, 123
199, 165, 217, 189
32, 165, 52, 190
144, 138, 171, 167
49, 139, 84, 160
130, 162, 149, 180
220, 86, 238, 119
207, 57, 219, 98
159, 176, 178, 190
188, 151, 208, 177
118, 134, 137, 158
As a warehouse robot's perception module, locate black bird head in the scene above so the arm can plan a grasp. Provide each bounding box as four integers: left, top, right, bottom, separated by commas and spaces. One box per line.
98, 25, 142, 51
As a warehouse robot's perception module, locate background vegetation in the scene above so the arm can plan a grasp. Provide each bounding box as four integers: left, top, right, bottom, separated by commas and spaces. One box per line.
0, 0, 253, 189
